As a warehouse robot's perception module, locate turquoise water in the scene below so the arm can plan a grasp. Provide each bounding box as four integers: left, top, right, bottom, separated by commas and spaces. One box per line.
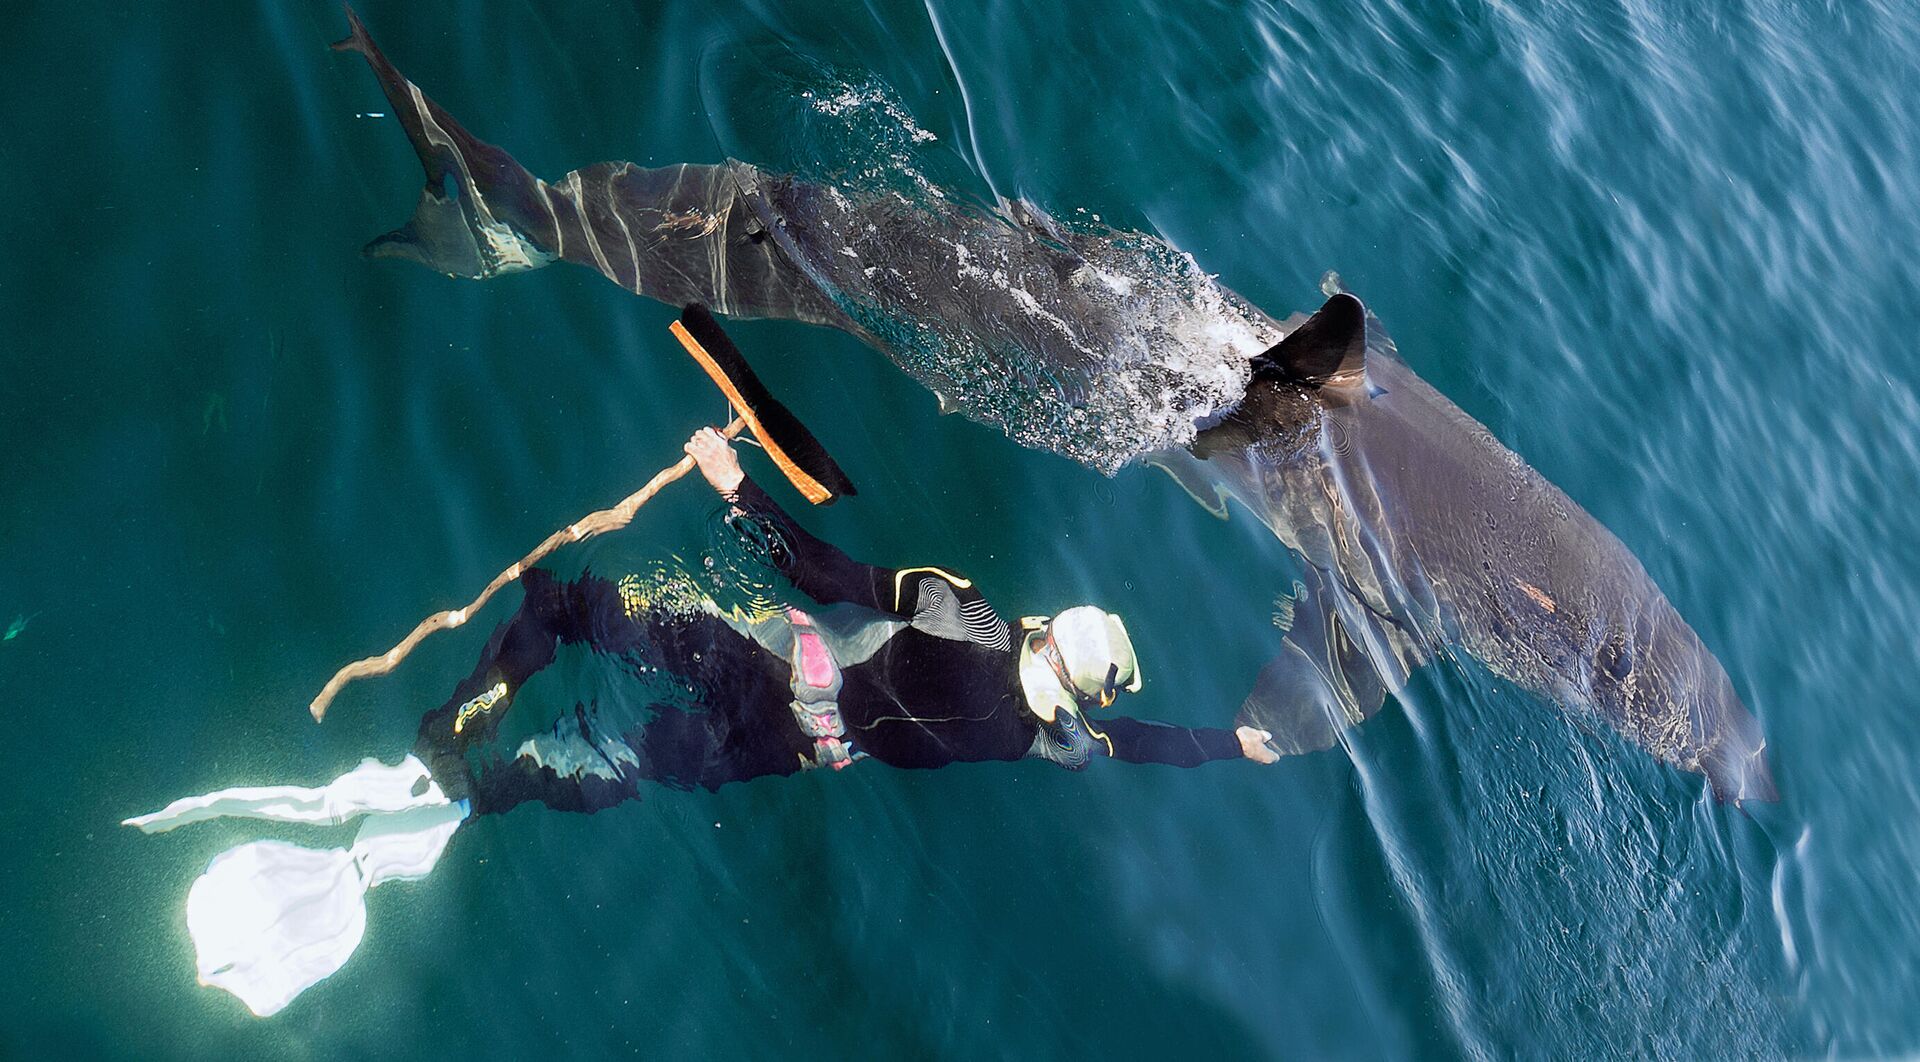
4, 0, 1918, 1057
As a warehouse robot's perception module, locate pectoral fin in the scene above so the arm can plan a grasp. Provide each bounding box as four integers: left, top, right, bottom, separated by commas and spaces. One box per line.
1236, 567, 1410, 755
1144, 449, 1231, 518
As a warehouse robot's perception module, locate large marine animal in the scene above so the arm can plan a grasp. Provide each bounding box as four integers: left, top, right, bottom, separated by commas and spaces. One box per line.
330, 9, 1775, 803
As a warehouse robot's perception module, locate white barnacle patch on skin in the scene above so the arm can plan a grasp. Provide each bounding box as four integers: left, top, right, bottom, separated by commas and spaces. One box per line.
949, 240, 1098, 364
1070, 263, 1137, 297
478, 218, 554, 274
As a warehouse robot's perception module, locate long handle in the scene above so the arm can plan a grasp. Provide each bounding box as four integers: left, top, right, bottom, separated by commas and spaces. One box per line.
308, 415, 747, 722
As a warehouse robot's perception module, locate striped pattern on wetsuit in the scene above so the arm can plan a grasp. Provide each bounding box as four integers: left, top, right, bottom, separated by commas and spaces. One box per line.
901, 573, 1013, 652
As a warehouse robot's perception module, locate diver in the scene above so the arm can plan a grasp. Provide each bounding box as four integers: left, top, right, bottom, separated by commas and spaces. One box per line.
421, 426, 1279, 818
124, 426, 1276, 1017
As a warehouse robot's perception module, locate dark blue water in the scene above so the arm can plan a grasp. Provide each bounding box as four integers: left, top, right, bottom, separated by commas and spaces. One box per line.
4, 1, 1917, 1057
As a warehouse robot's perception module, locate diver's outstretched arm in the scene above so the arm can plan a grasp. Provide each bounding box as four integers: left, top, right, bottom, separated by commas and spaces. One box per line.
1093, 716, 1269, 767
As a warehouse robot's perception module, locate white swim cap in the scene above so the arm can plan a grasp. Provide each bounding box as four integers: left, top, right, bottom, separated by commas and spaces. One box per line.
1017, 606, 1142, 721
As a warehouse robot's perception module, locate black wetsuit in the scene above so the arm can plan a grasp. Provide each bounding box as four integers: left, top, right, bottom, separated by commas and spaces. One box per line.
416, 476, 1243, 815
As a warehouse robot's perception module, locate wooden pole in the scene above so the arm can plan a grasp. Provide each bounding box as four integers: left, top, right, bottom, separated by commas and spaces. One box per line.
308, 415, 747, 722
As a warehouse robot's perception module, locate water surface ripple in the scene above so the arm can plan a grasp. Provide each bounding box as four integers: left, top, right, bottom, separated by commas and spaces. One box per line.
1, 0, 1915, 1057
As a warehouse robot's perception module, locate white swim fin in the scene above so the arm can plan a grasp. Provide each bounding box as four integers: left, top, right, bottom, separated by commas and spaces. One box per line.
126, 754, 469, 1017
123, 754, 450, 832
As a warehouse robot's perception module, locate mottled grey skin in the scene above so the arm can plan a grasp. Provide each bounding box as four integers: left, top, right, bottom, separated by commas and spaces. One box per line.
334, 9, 1774, 803
1173, 296, 1774, 802
334, 9, 1273, 469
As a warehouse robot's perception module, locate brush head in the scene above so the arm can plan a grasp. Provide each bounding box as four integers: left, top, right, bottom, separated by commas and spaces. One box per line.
673, 305, 857, 505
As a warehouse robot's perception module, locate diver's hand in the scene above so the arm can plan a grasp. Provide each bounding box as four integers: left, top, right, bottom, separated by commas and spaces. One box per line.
686, 427, 744, 494
1236, 725, 1279, 764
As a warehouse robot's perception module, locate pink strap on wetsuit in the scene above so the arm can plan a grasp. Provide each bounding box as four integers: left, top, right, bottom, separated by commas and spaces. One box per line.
788, 608, 837, 690
785, 608, 860, 770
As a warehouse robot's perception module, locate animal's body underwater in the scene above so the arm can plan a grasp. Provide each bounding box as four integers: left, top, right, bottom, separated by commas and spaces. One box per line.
333, 8, 1775, 803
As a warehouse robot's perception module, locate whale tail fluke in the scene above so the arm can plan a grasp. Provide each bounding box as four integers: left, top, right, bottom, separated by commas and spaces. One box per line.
332, 7, 880, 327
327, 3, 378, 60
333, 5, 559, 280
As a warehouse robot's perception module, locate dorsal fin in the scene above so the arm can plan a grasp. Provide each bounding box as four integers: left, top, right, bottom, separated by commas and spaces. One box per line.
1251, 293, 1368, 387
